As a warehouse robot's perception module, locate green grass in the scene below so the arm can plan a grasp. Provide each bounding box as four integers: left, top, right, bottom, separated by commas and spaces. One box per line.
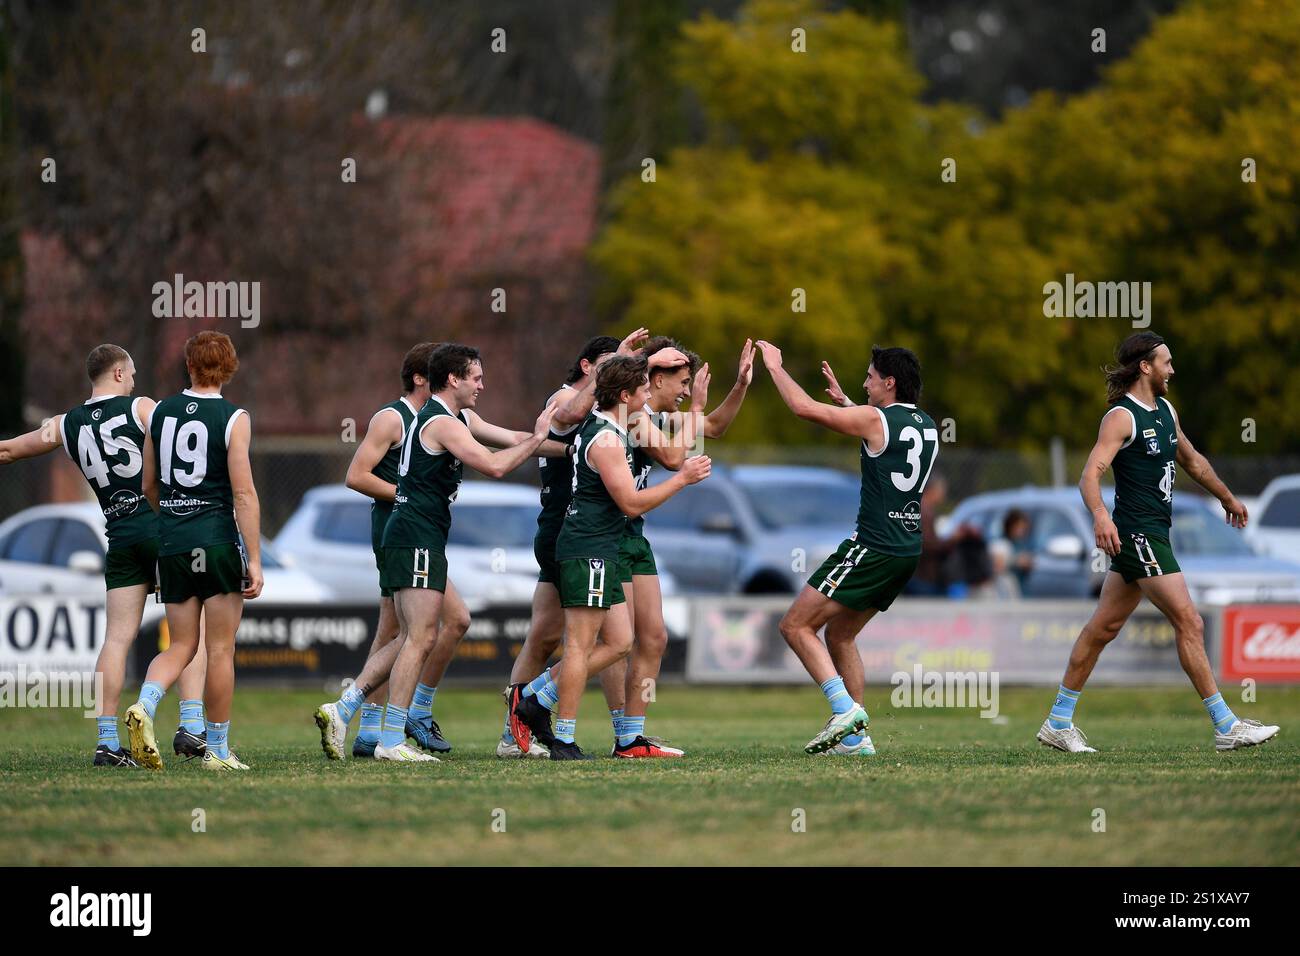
1, 685, 1297, 866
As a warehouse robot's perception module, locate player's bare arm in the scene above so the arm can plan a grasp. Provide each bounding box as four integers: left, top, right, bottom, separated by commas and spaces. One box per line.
553, 327, 650, 428
588, 431, 710, 518
629, 407, 689, 471
757, 341, 883, 441
227, 413, 263, 599
1174, 420, 1246, 527
0, 415, 64, 464
702, 338, 754, 439
1080, 409, 1129, 556
434, 402, 555, 479
462, 408, 569, 457
345, 408, 404, 503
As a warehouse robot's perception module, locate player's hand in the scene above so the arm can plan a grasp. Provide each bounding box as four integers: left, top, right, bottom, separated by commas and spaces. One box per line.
1093, 512, 1121, 556
736, 339, 755, 387
690, 361, 711, 412
821, 360, 850, 406
755, 340, 782, 370
680, 454, 711, 485
243, 560, 264, 599
647, 346, 689, 370
618, 327, 650, 356
1222, 495, 1248, 529
533, 400, 558, 440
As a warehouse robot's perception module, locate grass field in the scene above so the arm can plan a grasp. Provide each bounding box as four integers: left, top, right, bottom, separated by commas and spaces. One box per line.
1, 685, 1297, 866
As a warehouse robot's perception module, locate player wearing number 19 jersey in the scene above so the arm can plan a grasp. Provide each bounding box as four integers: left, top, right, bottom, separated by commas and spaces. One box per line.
127, 331, 264, 772
758, 343, 937, 757
1038, 332, 1278, 753
0, 345, 208, 767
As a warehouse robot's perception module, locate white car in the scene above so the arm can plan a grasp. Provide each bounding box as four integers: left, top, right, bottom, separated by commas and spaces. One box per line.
0, 502, 332, 604
273, 481, 678, 608
1246, 475, 1300, 565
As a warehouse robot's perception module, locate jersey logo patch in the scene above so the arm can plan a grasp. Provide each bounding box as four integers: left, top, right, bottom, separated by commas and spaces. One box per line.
1146, 437, 1161, 456
1142, 428, 1156, 438
185, 402, 199, 414
91, 409, 102, 421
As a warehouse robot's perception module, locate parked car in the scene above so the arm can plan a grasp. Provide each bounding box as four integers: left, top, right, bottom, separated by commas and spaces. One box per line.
1244, 474, 1300, 565
644, 464, 860, 594
0, 502, 331, 603
274, 481, 677, 606
947, 486, 1300, 604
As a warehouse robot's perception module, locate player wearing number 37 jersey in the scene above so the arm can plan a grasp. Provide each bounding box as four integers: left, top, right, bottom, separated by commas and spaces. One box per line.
757, 342, 937, 758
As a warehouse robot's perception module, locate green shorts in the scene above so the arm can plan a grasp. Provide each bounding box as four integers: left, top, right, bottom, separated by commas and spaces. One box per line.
104, 538, 159, 591
617, 533, 657, 582
380, 544, 448, 594
157, 541, 245, 603
373, 547, 395, 599
807, 537, 919, 612
1109, 532, 1180, 582
557, 556, 626, 609
534, 530, 560, 585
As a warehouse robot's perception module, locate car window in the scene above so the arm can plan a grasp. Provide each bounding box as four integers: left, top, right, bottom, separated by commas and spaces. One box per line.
51, 519, 104, 567
1026, 508, 1078, 550
1259, 489, 1300, 529
735, 480, 859, 529
2, 518, 60, 564
312, 502, 372, 546
448, 504, 538, 549
649, 490, 695, 529
1171, 506, 1253, 556
685, 486, 736, 530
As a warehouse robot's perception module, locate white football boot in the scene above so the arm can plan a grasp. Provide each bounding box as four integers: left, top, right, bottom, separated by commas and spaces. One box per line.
314, 702, 348, 761
496, 737, 551, 759
804, 705, 870, 754
1037, 719, 1097, 753
1216, 718, 1280, 752
816, 735, 876, 757
375, 741, 439, 762
202, 750, 250, 771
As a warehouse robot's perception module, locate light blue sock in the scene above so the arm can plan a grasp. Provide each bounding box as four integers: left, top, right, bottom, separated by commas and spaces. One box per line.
206, 720, 230, 760
536, 677, 560, 712
555, 717, 576, 744
841, 732, 864, 747
1048, 684, 1081, 730
617, 715, 645, 747
97, 716, 120, 750
410, 683, 436, 726
138, 681, 165, 720
335, 684, 366, 724
381, 703, 408, 749
610, 708, 625, 738
820, 676, 854, 715
501, 709, 515, 744
1204, 692, 1237, 734
522, 668, 552, 698
179, 699, 205, 734
357, 703, 383, 744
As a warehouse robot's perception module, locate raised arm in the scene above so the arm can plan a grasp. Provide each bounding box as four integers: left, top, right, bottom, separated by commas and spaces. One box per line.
588, 431, 711, 518
821, 361, 855, 407
433, 403, 555, 479
553, 327, 650, 427
703, 339, 754, 439
1079, 408, 1130, 556
1174, 420, 1247, 528
629, 408, 691, 472
0, 416, 64, 465
227, 413, 263, 598
345, 408, 406, 503
756, 340, 883, 442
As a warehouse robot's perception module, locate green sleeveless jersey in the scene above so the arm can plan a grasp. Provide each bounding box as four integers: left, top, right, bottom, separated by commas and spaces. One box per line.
61, 395, 157, 548
382, 396, 466, 547
556, 410, 633, 561
369, 396, 420, 548
1109, 394, 1177, 537
856, 403, 939, 557
151, 389, 245, 556
625, 407, 669, 539
537, 384, 581, 539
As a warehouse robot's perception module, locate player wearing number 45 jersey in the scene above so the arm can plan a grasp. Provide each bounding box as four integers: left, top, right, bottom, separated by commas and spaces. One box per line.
0, 345, 209, 768
127, 331, 265, 772
759, 343, 937, 757
1038, 333, 1278, 754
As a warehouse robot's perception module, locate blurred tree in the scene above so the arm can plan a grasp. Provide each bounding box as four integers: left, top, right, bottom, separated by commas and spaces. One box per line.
593, 0, 1300, 454
0, 1, 23, 432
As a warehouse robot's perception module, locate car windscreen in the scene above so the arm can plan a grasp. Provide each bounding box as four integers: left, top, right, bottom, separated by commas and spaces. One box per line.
1169, 506, 1254, 556
735, 478, 861, 530
447, 504, 539, 549
1260, 488, 1300, 529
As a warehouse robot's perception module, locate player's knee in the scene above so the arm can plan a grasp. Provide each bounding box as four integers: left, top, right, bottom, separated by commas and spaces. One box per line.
1175, 611, 1204, 641
1089, 617, 1124, 644
640, 626, 668, 656
778, 613, 801, 644
443, 605, 471, 641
